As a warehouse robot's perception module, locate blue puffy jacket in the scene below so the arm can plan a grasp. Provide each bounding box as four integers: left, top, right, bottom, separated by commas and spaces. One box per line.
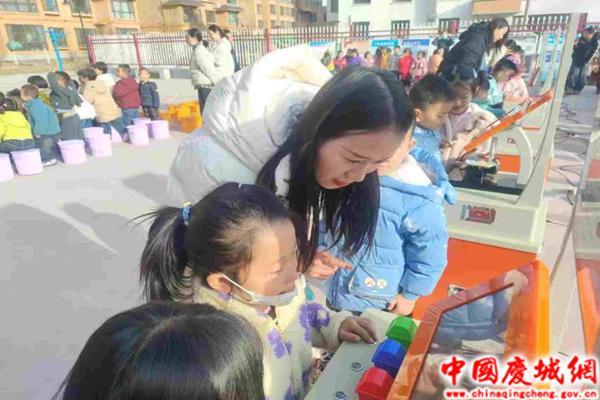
324, 156, 449, 313
413, 125, 443, 162
139, 81, 160, 109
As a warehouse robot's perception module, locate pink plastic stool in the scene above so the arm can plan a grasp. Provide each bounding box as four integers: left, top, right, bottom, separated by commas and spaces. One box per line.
88, 134, 113, 157
83, 127, 103, 142
0, 153, 15, 181
111, 127, 123, 143
149, 120, 170, 140
59, 140, 87, 165
134, 118, 151, 126
128, 124, 149, 146
11, 148, 43, 175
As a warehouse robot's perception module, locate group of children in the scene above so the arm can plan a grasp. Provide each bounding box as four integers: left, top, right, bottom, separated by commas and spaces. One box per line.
51, 38, 531, 400
0, 62, 160, 166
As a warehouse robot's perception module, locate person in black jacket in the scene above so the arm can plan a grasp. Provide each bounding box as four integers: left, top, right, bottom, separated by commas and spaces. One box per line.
223, 29, 241, 73
432, 29, 455, 54
138, 68, 160, 120
566, 27, 599, 95
438, 18, 510, 75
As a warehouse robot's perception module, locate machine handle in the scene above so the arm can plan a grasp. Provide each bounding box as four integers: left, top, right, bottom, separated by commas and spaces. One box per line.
463, 90, 554, 153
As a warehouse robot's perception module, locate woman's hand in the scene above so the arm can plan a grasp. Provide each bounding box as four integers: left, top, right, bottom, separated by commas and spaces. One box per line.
387, 294, 417, 316
338, 317, 378, 344
307, 252, 352, 280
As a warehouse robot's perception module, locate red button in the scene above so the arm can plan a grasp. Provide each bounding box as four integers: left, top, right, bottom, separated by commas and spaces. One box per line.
355, 367, 394, 400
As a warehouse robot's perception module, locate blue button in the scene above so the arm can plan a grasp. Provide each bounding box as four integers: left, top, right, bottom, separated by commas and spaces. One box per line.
371, 339, 406, 378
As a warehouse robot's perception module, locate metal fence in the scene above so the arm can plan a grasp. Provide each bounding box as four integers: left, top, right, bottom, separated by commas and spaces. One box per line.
88, 15, 573, 70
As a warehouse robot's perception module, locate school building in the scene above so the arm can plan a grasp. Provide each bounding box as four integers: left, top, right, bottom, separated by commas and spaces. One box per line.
0, 0, 141, 63
327, 0, 570, 33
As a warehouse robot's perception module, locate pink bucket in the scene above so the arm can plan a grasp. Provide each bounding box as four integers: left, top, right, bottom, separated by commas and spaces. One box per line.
149, 120, 170, 140
11, 148, 43, 175
83, 127, 103, 143
111, 127, 123, 143
88, 134, 113, 157
58, 140, 87, 165
128, 124, 149, 146
134, 118, 151, 126
0, 153, 15, 181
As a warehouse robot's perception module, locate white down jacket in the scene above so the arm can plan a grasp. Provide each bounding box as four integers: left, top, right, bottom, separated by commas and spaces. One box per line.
167, 45, 332, 205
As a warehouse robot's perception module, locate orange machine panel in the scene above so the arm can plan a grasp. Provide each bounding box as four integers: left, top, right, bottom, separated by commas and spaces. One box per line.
389, 261, 549, 400
575, 258, 600, 355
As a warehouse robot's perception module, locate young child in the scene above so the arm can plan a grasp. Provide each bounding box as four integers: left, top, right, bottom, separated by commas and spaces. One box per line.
139, 183, 377, 400
138, 68, 160, 121
483, 58, 518, 117
411, 51, 428, 82
398, 48, 415, 87
113, 64, 142, 127
0, 97, 35, 154
324, 125, 448, 316
409, 74, 457, 162
20, 84, 61, 166
439, 68, 497, 172
91, 61, 116, 90
47, 71, 83, 140
590, 57, 600, 95
78, 68, 126, 138
27, 75, 53, 108
500, 47, 530, 104
54, 303, 265, 400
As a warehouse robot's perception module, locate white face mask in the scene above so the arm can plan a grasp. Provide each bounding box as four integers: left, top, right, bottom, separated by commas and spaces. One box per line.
220, 274, 299, 307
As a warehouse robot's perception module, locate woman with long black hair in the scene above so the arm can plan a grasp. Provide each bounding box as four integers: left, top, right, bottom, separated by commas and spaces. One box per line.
439, 18, 510, 74
186, 28, 219, 114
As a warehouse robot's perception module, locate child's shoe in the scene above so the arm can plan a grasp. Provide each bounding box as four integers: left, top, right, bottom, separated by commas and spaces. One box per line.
42, 159, 58, 167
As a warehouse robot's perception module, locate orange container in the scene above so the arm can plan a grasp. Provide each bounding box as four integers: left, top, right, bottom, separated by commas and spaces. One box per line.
179, 113, 202, 133
159, 110, 171, 121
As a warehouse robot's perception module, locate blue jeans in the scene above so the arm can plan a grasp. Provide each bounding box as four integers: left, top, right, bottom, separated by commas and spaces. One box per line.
34, 134, 60, 162
99, 118, 127, 137
0, 139, 35, 154
80, 119, 94, 130
121, 108, 139, 127
566, 63, 588, 92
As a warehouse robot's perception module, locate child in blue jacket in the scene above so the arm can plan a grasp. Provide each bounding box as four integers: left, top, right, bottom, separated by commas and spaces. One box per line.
21, 84, 61, 166
324, 126, 449, 316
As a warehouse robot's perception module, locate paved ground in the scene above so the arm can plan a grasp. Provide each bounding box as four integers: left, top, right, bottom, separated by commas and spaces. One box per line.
0, 83, 598, 399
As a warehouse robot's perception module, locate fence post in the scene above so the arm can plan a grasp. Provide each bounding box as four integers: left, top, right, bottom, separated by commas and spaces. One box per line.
87, 35, 96, 64
132, 33, 143, 69
265, 28, 274, 52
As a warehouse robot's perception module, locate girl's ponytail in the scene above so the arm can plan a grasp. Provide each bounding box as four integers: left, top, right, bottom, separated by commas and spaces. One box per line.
138, 207, 189, 301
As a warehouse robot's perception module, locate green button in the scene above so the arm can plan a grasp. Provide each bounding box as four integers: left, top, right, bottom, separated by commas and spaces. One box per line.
305, 286, 315, 301
385, 316, 417, 349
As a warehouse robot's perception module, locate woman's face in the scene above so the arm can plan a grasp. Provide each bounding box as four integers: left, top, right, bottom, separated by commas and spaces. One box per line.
493, 27, 508, 43
209, 30, 220, 41
186, 35, 197, 46
315, 130, 404, 189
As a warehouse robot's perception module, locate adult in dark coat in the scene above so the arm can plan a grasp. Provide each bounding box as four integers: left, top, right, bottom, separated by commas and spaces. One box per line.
432, 29, 455, 54
566, 27, 599, 94
438, 18, 510, 74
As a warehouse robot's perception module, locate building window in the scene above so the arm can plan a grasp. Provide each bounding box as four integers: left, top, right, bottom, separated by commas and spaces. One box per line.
270, 19, 276, 27
257, 4, 262, 13
258, 19, 264, 29
330, 0, 338, 13
70, 0, 92, 14
183, 6, 199, 24
228, 12, 239, 27
353, 0, 370, 4
75, 27, 99, 48
6, 24, 46, 51
0, 0, 38, 12
112, 0, 135, 20
352, 21, 369, 37
206, 10, 216, 23
439, 18, 459, 34
42, 0, 59, 12
116, 28, 138, 35
269, 4, 275, 14
48, 27, 68, 48
391, 20, 410, 36
227, 0, 237, 4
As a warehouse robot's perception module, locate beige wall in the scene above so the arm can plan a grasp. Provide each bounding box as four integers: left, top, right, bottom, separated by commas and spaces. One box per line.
0, 0, 142, 60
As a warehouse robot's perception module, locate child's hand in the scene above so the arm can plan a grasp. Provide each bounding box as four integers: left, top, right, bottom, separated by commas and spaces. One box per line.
338, 317, 378, 344
386, 294, 416, 315
307, 252, 352, 280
